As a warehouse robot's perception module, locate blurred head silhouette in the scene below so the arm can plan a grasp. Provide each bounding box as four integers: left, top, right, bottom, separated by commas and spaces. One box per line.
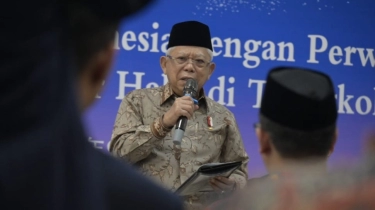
256, 66, 338, 174
68, 3, 118, 111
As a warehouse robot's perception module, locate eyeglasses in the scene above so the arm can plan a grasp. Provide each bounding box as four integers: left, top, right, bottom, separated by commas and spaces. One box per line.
166, 55, 211, 68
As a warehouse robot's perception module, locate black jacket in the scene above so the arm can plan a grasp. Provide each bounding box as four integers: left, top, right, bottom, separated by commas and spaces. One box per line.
0, 1, 182, 209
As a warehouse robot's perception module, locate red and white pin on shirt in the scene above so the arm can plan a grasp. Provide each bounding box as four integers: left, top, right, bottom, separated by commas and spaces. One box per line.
207, 116, 213, 129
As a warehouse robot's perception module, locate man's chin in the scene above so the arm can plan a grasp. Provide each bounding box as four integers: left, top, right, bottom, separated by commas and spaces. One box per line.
174, 90, 184, 97
170, 86, 183, 97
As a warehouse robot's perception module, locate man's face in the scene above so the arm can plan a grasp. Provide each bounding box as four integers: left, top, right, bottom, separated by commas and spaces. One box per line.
160, 46, 215, 96
78, 43, 115, 112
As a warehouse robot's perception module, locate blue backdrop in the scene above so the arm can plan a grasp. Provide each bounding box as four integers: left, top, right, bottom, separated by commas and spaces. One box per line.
83, 0, 375, 178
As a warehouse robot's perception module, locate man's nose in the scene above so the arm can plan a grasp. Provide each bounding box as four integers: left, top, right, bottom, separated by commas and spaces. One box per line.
183, 61, 195, 72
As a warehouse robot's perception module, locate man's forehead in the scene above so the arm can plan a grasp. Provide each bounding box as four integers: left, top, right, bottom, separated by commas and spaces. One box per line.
172, 46, 208, 57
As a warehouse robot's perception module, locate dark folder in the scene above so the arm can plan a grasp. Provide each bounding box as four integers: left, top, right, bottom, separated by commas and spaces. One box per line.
175, 161, 242, 196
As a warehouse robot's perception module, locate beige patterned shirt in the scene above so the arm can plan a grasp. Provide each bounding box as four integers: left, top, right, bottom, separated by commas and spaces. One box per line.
110, 84, 249, 209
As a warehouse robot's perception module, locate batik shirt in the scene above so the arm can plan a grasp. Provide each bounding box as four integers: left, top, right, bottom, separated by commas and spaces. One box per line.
110, 84, 249, 209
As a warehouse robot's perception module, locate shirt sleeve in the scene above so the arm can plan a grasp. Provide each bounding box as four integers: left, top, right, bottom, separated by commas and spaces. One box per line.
109, 90, 171, 163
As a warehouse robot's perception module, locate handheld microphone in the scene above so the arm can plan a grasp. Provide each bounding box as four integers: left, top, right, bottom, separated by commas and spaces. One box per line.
172, 78, 198, 145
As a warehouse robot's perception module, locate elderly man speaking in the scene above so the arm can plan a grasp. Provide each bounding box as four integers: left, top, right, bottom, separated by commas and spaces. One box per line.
110, 21, 249, 209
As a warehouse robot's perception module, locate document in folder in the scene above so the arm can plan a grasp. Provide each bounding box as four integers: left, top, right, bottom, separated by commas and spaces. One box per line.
175, 161, 242, 196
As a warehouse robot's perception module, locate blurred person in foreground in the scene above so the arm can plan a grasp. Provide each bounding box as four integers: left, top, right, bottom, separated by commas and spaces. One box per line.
0, 1, 183, 209
109, 20, 249, 210
207, 66, 339, 210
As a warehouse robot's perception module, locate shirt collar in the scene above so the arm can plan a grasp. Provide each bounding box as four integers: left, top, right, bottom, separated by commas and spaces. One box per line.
161, 83, 206, 106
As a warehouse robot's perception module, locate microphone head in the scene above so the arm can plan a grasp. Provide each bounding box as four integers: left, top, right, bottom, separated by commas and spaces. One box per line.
183, 79, 198, 98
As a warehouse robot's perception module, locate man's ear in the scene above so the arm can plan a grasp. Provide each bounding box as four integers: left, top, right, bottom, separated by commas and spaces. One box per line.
160, 56, 167, 75
328, 128, 338, 157
207, 62, 215, 79
256, 128, 272, 155
90, 43, 115, 85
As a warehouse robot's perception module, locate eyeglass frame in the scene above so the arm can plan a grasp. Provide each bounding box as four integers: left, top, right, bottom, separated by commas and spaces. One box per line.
166, 55, 212, 68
